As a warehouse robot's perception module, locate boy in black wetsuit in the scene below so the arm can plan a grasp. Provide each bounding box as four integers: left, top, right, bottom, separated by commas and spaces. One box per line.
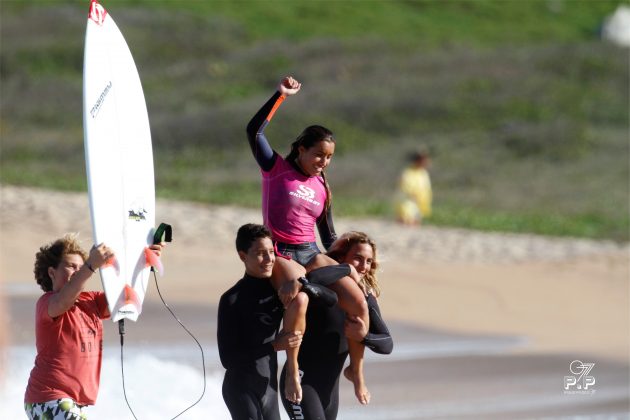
218, 223, 345, 420
218, 224, 301, 420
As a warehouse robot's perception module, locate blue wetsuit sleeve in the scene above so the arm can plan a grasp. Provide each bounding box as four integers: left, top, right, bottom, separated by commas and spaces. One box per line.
317, 204, 337, 250
362, 294, 393, 355
246, 91, 286, 172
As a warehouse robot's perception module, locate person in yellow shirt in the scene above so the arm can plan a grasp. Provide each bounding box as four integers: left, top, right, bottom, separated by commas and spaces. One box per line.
396, 150, 432, 225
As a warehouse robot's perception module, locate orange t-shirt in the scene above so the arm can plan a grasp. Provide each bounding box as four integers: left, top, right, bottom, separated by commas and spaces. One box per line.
24, 291, 109, 405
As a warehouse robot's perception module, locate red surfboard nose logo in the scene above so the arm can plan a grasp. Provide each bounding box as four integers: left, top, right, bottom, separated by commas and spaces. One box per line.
89, 0, 107, 26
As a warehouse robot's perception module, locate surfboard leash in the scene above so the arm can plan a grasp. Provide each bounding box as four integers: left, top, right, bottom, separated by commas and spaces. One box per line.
150, 224, 207, 418
152, 268, 207, 419
117, 223, 207, 419
118, 319, 139, 420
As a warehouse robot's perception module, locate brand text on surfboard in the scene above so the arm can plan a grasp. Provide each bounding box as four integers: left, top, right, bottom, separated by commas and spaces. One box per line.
90, 81, 113, 118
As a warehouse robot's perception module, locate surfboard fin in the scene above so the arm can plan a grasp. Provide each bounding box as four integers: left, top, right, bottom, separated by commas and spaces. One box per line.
145, 247, 164, 276
101, 256, 120, 275
123, 284, 140, 308
115, 284, 141, 322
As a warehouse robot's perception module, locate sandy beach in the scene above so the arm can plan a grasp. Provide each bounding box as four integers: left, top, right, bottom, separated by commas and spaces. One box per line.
1, 185, 629, 419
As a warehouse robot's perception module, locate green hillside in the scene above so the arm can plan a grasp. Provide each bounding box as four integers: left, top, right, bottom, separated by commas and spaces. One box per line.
1, 0, 628, 240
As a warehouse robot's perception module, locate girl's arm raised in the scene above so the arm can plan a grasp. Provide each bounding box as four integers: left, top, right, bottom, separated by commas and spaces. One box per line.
245, 76, 301, 171
245, 92, 281, 171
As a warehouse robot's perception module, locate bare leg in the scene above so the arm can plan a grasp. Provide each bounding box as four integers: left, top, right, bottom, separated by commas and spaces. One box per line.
305, 253, 336, 272
271, 256, 306, 291
330, 276, 370, 404
343, 344, 370, 404
271, 257, 307, 403
283, 291, 308, 403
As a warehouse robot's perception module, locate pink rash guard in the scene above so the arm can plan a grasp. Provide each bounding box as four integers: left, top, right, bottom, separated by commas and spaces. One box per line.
262, 155, 327, 244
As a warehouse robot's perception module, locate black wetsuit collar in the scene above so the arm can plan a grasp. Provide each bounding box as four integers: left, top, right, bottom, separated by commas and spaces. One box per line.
242, 272, 272, 282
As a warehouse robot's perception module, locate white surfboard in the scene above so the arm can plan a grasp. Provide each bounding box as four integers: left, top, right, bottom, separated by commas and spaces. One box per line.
83, 0, 156, 322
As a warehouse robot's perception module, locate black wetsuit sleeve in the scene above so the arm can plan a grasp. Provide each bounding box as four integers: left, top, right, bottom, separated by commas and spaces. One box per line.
217, 289, 275, 369
316, 204, 337, 250
246, 91, 286, 171
306, 264, 351, 286
362, 294, 393, 355
217, 292, 239, 369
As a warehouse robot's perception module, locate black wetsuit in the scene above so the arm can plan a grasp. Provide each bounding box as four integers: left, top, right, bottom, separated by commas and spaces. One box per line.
280, 273, 393, 420
217, 273, 284, 420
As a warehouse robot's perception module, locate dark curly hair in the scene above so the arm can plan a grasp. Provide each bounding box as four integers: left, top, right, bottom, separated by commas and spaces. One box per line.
34, 234, 88, 292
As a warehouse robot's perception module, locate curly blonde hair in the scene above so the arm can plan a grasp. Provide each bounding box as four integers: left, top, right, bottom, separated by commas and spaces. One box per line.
327, 231, 380, 297
34, 234, 88, 292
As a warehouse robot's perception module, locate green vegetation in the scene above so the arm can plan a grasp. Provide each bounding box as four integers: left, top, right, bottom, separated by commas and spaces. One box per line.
1, 0, 628, 241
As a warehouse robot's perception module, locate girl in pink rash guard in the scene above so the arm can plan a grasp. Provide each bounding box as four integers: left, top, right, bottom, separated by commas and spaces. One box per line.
246, 76, 372, 406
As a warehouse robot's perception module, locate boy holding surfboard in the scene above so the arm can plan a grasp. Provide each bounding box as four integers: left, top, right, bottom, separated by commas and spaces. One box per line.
23, 235, 164, 420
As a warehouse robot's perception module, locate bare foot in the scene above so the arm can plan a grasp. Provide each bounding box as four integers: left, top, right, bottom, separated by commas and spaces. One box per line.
344, 365, 370, 405
285, 369, 302, 404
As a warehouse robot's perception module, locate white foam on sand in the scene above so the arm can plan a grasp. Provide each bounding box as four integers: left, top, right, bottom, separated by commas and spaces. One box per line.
1, 346, 231, 419
1, 333, 524, 419
1, 321, 531, 419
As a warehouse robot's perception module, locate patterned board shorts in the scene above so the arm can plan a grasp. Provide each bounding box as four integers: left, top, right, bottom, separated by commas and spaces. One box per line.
25, 398, 87, 420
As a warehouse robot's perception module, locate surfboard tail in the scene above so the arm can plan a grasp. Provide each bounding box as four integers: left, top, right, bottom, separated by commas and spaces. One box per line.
112, 284, 142, 322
